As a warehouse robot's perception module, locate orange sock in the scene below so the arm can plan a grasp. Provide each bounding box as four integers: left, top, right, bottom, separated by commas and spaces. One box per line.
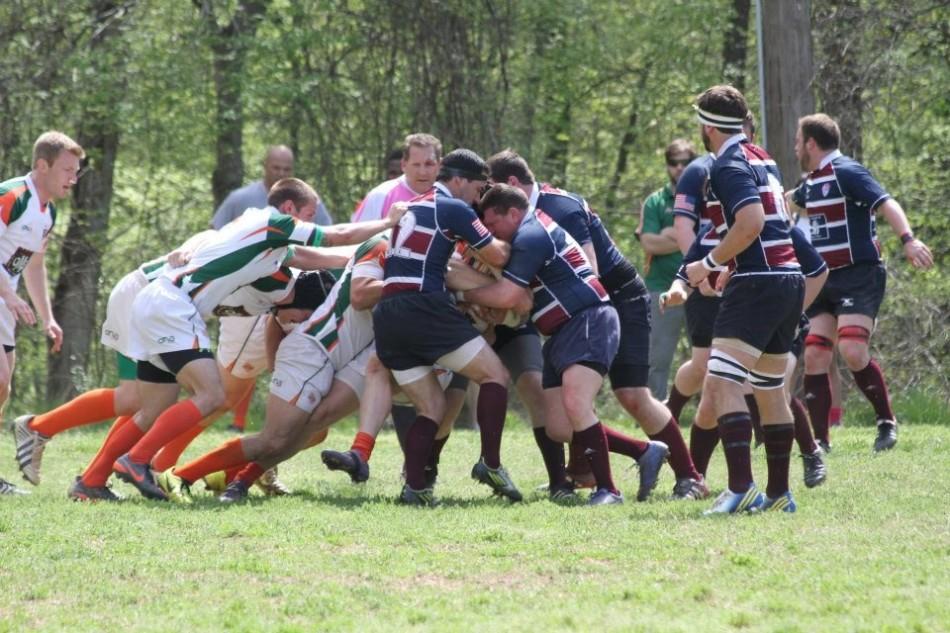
30, 388, 116, 437
305, 429, 329, 449
81, 416, 140, 488
151, 423, 207, 472
174, 438, 247, 484
128, 400, 203, 464
231, 386, 253, 431
224, 464, 246, 483
234, 462, 265, 486
350, 431, 376, 462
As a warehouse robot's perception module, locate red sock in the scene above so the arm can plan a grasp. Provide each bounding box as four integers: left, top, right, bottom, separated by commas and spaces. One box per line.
174, 438, 247, 484
648, 418, 701, 481
476, 382, 508, 468
224, 464, 245, 483
128, 400, 203, 464
689, 424, 720, 478
602, 423, 649, 460
151, 423, 207, 472
350, 431, 376, 462
803, 373, 831, 443
231, 385, 253, 431
851, 359, 895, 421
829, 407, 843, 427
790, 397, 818, 454
405, 416, 438, 489
81, 416, 142, 488
234, 462, 265, 486
745, 394, 764, 445
763, 423, 794, 498
30, 388, 116, 437
718, 412, 753, 493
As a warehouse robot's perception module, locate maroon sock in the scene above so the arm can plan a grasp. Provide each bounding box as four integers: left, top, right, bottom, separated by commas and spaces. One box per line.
803, 373, 832, 443
689, 424, 720, 478
428, 436, 449, 470
405, 416, 438, 489
718, 412, 753, 493
648, 418, 701, 481
851, 359, 895, 421
566, 441, 592, 479
666, 385, 692, 421
790, 397, 818, 454
762, 424, 794, 498
572, 423, 617, 494
532, 427, 567, 489
603, 423, 649, 460
745, 394, 763, 445
476, 382, 508, 468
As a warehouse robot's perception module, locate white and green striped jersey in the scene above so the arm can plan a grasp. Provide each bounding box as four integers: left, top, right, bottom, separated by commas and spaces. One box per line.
163, 207, 323, 318
0, 175, 55, 289
213, 266, 296, 317
299, 233, 386, 357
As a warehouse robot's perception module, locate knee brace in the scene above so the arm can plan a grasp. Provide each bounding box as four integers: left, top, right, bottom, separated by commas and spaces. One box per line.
804, 333, 834, 350
707, 351, 749, 385
837, 325, 871, 343
749, 369, 785, 390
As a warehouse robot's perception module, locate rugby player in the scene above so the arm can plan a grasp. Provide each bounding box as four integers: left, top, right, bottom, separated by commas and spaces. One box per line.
1, 132, 83, 496
789, 113, 933, 452
685, 85, 804, 514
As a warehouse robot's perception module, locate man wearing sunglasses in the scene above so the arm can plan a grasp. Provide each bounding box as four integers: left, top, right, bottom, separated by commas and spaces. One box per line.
637, 139, 697, 401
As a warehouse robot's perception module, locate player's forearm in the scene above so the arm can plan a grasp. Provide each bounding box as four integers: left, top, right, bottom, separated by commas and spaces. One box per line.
322, 218, 392, 247
23, 256, 54, 325
460, 281, 527, 311
878, 199, 913, 237
673, 216, 697, 255
446, 259, 495, 291
289, 246, 351, 271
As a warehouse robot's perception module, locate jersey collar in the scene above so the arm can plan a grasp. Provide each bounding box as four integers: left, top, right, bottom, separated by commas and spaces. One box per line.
817, 149, 843, 171
528, 182, 540, 212
434, 181, 453, 198
716, 133, 747, 158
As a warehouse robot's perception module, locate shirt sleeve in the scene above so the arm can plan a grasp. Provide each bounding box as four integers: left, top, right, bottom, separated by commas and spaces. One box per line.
440, 200, 493, 249
837, 161, 891, 211
673, 164, 704, 222
640, 192, 664, 235
351, 240, 388, 280
790, 226, 827, 277
713, 163, 762, 217
501, 227, 549, 287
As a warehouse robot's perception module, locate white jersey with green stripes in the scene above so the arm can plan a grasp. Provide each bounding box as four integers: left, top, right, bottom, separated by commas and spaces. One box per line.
163, 207, 323, 318
298, 234, 386, 360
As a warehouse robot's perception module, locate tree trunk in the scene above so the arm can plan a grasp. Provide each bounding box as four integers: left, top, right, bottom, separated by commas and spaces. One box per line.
47, 1, 129, 403
760, 0, 816, 187
722, 0, 751, 90
813, 0, 863, 160
196, 0, 271, 209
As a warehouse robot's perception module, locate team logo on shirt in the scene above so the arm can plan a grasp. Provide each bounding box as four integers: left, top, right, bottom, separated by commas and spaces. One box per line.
821, 183, 831, 197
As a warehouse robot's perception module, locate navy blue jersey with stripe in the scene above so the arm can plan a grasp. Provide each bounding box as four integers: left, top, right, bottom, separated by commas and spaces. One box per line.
792, 151, 889, 270
672, 153, 716, 237
534, 184, 627, 280
382, 182, 493, 297
707, 136, 800, 276
503, 209, 609, 336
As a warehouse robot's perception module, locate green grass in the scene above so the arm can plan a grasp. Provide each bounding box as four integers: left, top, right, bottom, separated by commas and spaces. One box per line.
1, 416, 949, 632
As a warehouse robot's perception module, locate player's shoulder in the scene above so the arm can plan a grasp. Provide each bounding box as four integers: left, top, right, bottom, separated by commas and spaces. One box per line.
0, 176, 28, 196
365, 176, 402, 199
355, 232, 389, 259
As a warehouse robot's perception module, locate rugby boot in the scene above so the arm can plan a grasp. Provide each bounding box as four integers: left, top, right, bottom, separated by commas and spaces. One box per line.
321, 449, 370, 483
218, 480, 250, 503
817, 439, 832, 454
671, 476, 710, 500
760, 490, 797, 513
13, 414, 48, 486
802, 448, 827, 488
587, 488, 624, 506
256, 467, 291, 496
0, 476, 29, 495
471, 459, 523, 502
873, 420, 898, 452
703, 484, 764, 516
157, 468, 193, 504
68, 476, 122, 502
203, 470, 227, 493
635, 440, 669, 501
398, 484, 439, 507
548, 483, 581, 505
113, 453, 167, 501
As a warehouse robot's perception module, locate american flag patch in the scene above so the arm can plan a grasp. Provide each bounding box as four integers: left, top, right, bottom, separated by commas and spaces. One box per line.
472, 219, 490, 237
674, 194, 694, 212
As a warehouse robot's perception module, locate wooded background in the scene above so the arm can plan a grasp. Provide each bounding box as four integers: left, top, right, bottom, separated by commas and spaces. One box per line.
1, 0, 946, 411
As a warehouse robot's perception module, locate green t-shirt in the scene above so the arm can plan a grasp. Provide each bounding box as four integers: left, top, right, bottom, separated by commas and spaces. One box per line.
641, 184, 683, 291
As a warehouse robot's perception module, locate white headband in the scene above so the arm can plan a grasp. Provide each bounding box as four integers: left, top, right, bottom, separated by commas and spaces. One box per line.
694, 105, 746, 130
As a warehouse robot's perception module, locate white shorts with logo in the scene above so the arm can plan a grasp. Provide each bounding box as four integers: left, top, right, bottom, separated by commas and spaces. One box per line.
128, 278, 212, 372
217, 315, 268, 379
270, 330, 374, 414
100, 269, 149, 358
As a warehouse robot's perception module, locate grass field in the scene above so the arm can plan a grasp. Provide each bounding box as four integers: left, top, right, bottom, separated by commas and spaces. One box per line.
2, 407, 949, 632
